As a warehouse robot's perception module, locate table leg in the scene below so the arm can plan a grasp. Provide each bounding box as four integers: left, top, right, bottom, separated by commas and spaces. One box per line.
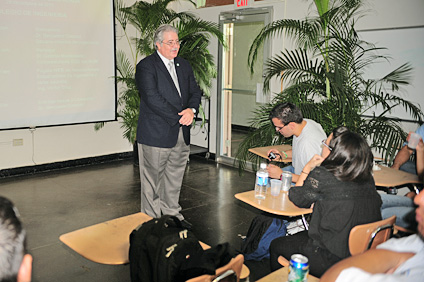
386, 187, 398, 195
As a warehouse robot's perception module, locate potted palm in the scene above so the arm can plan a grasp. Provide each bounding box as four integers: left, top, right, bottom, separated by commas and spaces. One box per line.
96, 0, 224, 159
235, 0, 423, 173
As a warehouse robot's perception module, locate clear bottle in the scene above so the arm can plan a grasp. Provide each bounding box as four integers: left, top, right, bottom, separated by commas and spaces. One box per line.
255, 163, 269, 199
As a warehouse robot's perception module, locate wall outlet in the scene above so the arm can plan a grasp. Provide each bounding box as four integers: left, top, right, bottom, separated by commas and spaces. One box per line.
13, 139, 23, 146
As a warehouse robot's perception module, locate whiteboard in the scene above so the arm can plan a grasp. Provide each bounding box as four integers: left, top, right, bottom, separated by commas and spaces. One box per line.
358, 26, 424, 121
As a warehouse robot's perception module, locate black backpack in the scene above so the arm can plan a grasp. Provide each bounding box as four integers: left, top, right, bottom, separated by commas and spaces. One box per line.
129, 215, 204, 282
240, 214, 287, 261
129, 215, 233, 282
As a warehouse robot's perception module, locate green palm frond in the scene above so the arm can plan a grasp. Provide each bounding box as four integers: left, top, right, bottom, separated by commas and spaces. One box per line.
114, 0, 129, 31
177, 18, 224, 98
115, 50, 134, 79
265, 49, 323, 90
380, 63, 414, 89
314, 0, 329, 16
248, 19, 322, 72
177, 18, 223, 43
361, 117, 406, 161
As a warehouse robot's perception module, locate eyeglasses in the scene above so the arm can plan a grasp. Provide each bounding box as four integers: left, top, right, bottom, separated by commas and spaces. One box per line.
162, 40, 180, 47
321, 139, 332, 151
275, 122, 290, 132
275, 125, 287, 132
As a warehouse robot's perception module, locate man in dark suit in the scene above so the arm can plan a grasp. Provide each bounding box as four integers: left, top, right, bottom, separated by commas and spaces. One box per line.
135, 24, 202, 229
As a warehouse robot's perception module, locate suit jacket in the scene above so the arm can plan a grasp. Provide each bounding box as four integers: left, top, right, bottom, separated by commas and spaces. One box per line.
135, 51, 202, 148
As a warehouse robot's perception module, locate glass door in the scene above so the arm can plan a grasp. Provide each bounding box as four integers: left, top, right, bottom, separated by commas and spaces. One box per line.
217, 7, 272, 165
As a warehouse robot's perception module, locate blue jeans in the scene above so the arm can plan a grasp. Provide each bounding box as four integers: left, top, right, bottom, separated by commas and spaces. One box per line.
379, 193, 415, 229
282, 165, 295, 173
400, 160, 417, 175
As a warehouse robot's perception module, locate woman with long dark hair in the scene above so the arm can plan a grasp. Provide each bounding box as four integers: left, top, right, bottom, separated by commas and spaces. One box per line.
269, 127, 382, 277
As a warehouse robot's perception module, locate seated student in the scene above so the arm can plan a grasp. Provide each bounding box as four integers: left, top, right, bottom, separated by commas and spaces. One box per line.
0, 196, 32, 282
269, 127, 382, 277
391, 124, 424, 174
379, 138, 424, 230
320, 189, 424, 282
266, 102, 327, 183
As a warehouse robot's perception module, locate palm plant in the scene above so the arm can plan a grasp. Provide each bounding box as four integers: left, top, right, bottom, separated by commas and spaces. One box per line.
96, 0, 224, 143
235, 0, 423, 173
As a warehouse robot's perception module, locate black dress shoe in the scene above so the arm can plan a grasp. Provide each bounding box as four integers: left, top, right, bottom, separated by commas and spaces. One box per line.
180, 219, 193, 230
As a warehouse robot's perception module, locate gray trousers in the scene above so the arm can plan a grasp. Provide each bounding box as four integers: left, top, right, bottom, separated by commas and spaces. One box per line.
138, 128, 189, 220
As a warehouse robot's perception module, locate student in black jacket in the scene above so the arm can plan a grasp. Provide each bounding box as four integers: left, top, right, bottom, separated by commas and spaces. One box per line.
269, 127, 382, 277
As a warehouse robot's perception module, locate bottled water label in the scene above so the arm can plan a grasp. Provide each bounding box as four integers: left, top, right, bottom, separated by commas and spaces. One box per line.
257, 176, 268, 186
255, 164, 269, 199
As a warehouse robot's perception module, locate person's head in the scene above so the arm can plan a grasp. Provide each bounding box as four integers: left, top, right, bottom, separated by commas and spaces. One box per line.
154, 24, 179, 60
269, 102, 303, 138
0, 197, 32, 282
320, 126, 350, 159
321, 129, 374, 183
415, 189, 424, 239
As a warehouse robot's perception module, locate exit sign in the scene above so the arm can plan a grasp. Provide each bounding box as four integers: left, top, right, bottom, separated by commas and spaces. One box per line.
235, 0, 253, 8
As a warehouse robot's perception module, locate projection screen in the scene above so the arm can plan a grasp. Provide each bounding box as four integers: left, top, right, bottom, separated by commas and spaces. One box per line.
0, 0, 116, 130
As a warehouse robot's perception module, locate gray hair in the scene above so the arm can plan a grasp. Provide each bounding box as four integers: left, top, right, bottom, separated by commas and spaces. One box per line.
0, 197, 26, 282
153, 24, 178, 50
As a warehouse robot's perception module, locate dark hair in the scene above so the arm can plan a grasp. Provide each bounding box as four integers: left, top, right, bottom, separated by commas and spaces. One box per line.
322, 128, 373, 182
327, 126, 350, 150
269, 102, 303, 125
0, 197, 26, 282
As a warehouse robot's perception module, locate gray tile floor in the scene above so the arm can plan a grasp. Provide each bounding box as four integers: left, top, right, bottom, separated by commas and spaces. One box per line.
0, 156, 259, 282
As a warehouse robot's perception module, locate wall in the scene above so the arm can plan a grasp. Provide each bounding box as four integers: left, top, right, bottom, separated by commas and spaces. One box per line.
1, 0, 423, 170
0, 117, 133, 171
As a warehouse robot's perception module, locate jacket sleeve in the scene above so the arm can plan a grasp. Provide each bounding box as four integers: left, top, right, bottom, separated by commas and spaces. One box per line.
288, 169, 321, 208
188, 68, 202, 112
179, 59, 202, 112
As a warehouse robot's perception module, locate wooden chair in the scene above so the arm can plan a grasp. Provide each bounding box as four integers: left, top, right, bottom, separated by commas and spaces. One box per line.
60, 213, 249, 280
348, 215, 396, 256
394, 224, 415, 235
277, 216, 397, 266
277, 255, 289, 267
186, 254, 244, 282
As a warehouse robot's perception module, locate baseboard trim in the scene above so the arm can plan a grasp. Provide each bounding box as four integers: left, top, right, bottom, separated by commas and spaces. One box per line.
0, 152, 134, 178
1, 149, 216, 179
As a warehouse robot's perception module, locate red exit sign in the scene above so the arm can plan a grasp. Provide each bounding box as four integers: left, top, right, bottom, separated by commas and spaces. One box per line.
235, 0, 252, 8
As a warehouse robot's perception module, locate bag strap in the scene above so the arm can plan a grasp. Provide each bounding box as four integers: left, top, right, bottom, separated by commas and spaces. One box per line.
152, 215, 183, 235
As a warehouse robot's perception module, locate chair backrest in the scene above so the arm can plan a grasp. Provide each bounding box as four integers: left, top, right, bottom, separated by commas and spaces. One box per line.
186, 254, 244, 282
394, 224, 415, 235
349, 215, 396, 256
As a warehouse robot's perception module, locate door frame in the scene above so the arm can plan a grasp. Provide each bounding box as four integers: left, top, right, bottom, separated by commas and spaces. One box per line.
216, 7, 273, 167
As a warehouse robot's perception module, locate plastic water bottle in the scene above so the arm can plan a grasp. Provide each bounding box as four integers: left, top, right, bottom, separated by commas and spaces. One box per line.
255, 163, 268, 199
